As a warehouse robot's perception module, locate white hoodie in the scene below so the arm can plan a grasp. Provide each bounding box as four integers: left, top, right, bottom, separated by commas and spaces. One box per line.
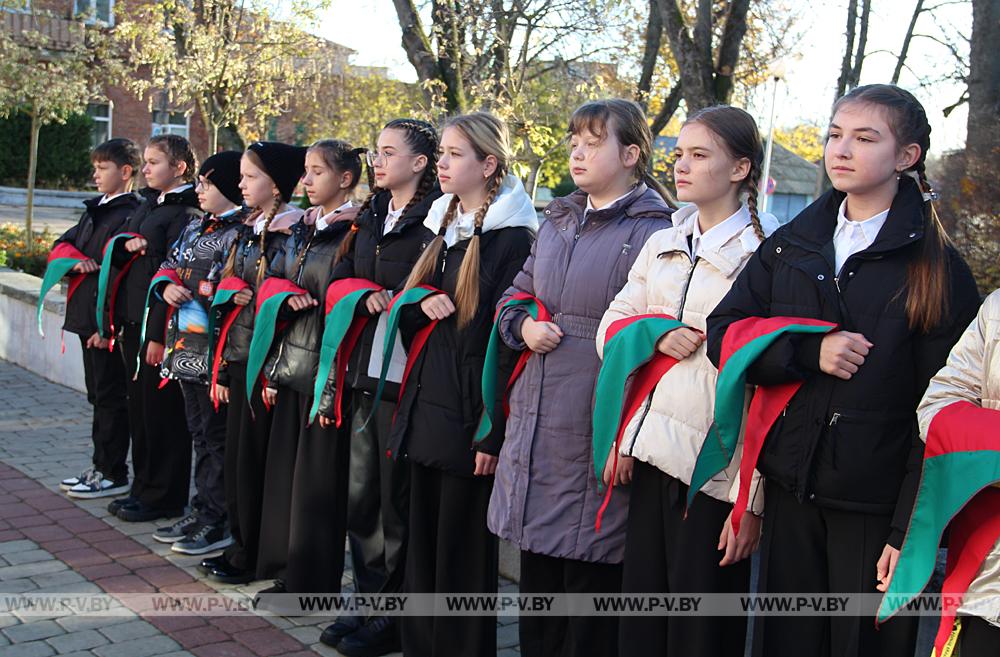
424, 174, 538, 246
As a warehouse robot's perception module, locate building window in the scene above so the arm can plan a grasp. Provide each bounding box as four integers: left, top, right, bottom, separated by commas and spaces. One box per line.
74, 0, 114, 26
87, 102, 112, 148
151, 110, 190, 140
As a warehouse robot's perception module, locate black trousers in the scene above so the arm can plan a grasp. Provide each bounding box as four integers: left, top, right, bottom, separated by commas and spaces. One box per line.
519, 550, 623, 657
120, 323, 191, 510
347, 391, 410, 596
256, 386, 350, 592
179, 382, 227, 527
620, 460, 751, 657
402, 461, 498, 657
222, 362, 272, 572
754, 480, 918, 657
78, 335, 130, 482
959, 615, 1000, 656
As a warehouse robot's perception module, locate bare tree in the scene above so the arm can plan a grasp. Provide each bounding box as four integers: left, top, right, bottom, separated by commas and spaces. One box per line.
967, 0, 999, 165
835, 0, 872, 100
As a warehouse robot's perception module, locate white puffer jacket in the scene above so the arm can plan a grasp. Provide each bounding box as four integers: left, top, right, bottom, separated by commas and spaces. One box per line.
917, 289, 1000, 626
597, 204, 778, 513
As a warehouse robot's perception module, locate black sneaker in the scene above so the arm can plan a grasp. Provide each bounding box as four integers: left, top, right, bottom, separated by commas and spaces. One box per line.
152, 513, 200, 543
197, 555, 227, 575
337, 616, 401, 657
60, 468, 94, 491
66, 471, 130, 499
201, 555, 254, 585
117, 502, 185, 524
253, 580, 287, 611
320, 614, 364, 648
171, 523, 233, 555
108, 495, 138, 515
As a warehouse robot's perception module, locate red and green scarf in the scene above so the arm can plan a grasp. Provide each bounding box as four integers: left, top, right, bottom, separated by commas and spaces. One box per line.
364, 285, 443, 433
245, 277, 307, 403
37, 242, 89, 339
688, 316, 836, 534
134, 268, 183, 379
878, 401, 1000, 657
95, 231, 143, 341
474, 293, 550, 443
307, 278, 385, 426
592, 314, 687, 531
208, 276, 251, 410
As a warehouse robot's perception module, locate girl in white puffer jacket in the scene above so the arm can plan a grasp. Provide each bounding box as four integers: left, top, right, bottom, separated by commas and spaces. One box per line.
597, 105, 778, 657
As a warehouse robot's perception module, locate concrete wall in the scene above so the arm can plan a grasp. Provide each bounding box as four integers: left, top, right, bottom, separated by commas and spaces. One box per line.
0, 187, 92, 209
0, 268, 85, 393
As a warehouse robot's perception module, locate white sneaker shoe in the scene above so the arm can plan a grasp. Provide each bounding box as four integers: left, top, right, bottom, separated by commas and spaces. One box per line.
66, 471, 131, 499
60, 468, 94, 491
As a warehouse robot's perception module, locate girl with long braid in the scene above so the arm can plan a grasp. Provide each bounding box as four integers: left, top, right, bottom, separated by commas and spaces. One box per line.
196, 142, 306, 585
316, 119, 442, 656
392, 112, 536, 657
597, 105, 777, 657
707, 85, 981, 657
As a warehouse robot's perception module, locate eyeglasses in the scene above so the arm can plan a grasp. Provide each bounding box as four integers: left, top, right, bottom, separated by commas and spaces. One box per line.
366, 150, 415, 167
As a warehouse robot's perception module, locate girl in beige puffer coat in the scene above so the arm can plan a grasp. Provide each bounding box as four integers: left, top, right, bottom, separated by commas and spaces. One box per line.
597, 106, 777, 657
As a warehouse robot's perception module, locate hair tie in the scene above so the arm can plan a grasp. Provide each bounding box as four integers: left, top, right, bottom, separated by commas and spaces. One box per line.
903, 169, 935, 202
473, 224, 483, 236
437, 225, 447, 237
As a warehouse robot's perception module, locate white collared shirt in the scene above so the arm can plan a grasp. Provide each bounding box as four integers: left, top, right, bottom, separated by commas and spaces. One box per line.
215, 206, 241, 220
316, 201, 353, 231
584, 187, 635, 223
157, 184, 192, 205
833, 199, 889, 274
384, 199, 405, 235
690, 205, 751, 259
99, 192, 127, 205
254, 208, 299, 235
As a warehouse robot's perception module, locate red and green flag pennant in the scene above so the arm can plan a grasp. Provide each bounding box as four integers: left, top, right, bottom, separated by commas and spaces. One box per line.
877, 400, 1000, 657
592, 314, 687, 532
37, 242, 89, 338
688, 316, 836, 534
308, 278, 385, 426
134, 268, 183, 378
208, 276, 251, 410
363, 285, 443, 432
95, 232, 143, 342
245, 277, 307, 403
473, 292, 551, 444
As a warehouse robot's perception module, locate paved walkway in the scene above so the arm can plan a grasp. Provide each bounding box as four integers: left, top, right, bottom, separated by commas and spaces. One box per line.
0, 360, 520, 656
0, 205, 80, 238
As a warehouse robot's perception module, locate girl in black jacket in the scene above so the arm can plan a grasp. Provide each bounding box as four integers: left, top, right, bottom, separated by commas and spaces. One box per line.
706, 84, 981, 657
317, 119, 441, 656
108, 135, 200, 524
253, 141, 364, 597
57, 139, 142, 500
396, 112, 536, 657
197, 142, 306, 584
154, 151, 248, 556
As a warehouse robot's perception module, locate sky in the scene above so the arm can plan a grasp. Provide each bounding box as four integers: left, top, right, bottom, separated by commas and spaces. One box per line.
316, 0, 971, 156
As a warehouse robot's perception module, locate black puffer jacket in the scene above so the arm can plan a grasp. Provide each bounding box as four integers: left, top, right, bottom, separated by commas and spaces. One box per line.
328, 187, 441, 401
263, 209, 356, 395
156, 209, 249, 384
706, 177, 980, 547
111, 186, 202, 342
56, 192, 142, 337
389, 226, 534, 477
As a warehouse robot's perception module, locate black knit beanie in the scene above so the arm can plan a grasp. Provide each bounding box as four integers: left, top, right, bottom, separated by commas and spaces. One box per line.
246, 141, 307, 203
198, 151, 243, 206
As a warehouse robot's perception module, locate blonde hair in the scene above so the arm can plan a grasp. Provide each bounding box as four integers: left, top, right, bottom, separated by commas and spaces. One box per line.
404, 112, 511, 327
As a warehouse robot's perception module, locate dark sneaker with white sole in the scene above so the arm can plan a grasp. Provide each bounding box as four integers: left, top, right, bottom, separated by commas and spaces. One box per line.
60, 468, 94, 491
65, 471, 130, 499
171, 523, 233, 555
152, 513, 200, 543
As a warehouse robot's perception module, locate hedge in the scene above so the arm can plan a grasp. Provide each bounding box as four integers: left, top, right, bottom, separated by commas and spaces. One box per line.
0, 112, 94, 190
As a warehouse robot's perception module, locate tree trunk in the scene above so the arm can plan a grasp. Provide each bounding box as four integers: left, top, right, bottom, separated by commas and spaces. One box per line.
892, 0, 924, 84
208, 119, 219, 156
847, 0, 871, 89
650, 83, 683, 136
25, 107, 40, 255
967, 0, 1000, 167
835, 0, 858, 102
657, 0, 715, 110
636, 0, 663, 109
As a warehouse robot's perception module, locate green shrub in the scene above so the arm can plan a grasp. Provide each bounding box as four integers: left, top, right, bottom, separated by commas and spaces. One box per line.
0, 113, 95, 190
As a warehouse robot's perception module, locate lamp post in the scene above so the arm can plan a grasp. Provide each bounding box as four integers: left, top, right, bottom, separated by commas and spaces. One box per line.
759, 59, 786, 214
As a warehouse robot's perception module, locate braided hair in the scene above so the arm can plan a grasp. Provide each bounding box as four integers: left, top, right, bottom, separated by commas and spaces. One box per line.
335, 119, 439, 264
833, 84, 952, 333
404, 112, 510, 328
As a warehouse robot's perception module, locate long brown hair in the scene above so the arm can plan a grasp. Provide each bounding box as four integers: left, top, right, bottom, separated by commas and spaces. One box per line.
334, 119, 439, 264
568, 99, 672, 206
682, 105, 766, 242
833, 84, 951, 333
404, 112, 510, 328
